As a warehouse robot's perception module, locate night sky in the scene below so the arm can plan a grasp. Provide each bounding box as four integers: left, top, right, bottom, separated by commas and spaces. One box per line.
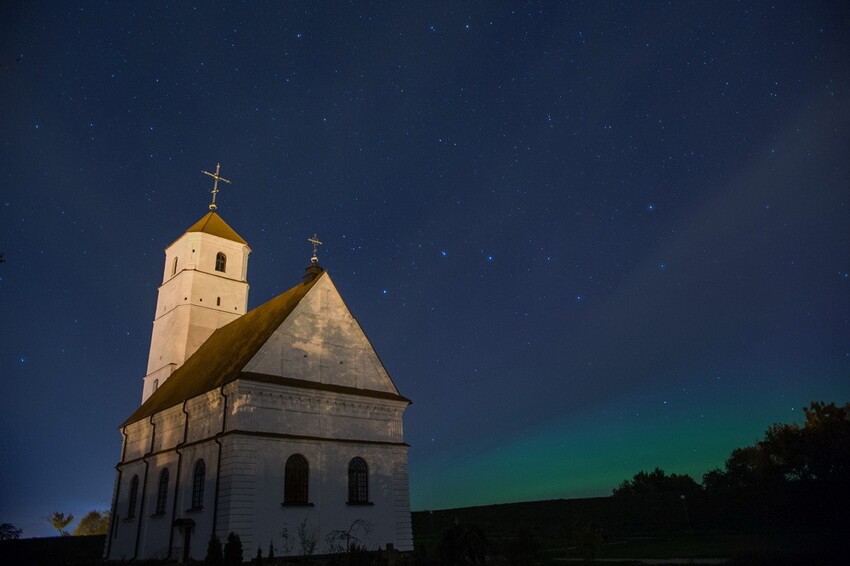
2, 2, 849, 538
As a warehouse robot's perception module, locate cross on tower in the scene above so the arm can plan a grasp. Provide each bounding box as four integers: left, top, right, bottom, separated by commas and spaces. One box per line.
201, 163, 232, 211
308, 234, 323, 264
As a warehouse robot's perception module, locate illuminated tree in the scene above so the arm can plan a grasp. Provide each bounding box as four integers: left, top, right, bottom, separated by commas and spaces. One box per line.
48, 512, 74, 536
72, 510, 110, 536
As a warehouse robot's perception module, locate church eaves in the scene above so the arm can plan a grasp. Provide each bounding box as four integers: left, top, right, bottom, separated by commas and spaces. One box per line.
122, 272, 319, 426
183, 211, 249, 246
122, 270, 411, 427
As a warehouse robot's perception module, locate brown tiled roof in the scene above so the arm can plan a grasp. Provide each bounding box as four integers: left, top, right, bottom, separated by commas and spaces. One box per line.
122, 272, 324, 426
183, 211, 248, 245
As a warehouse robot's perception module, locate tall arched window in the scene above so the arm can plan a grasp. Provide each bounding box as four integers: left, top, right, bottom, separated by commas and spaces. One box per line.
191, 459, 206, 509
153, 379, 159, 392
215, 252, 226, 272
127, 474, 139, 518
284, 454, 309, 505
347, 457, 369, 504
155, 468, 169, 514
172, 256, 178, 275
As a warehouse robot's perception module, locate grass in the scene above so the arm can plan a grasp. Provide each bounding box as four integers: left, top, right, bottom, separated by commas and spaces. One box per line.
415, 530, 843, 565
411, 490, 848, 564
588, 532, 836, 559
534, 531, 847, 565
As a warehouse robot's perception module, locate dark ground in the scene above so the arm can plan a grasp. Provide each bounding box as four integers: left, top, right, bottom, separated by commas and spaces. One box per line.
411, 482, 848, 565
2, 483, 846, 565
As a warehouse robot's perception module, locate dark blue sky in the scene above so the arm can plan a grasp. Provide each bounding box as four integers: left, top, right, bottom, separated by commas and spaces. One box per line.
1, 1, 848, 537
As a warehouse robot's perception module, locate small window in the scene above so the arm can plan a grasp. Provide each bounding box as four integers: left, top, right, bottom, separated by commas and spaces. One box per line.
128, 475, 139, 518
284, 454, 309, 504
155, 468, 169, 514
191, 460, 206, 509
348, 457, 369, 504
153, 379, 159, 392
216, 297, 221, 306
215, 252, 226, 272
172, 257, 178, 276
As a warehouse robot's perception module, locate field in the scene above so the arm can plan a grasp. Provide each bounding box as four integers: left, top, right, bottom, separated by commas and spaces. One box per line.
411, 488, 847, 565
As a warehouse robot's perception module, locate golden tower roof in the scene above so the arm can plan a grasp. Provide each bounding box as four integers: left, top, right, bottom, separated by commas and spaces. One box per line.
183, 211, 248, 246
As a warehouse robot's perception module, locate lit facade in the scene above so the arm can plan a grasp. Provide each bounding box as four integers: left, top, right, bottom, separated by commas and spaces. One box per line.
106, 211, 412, 562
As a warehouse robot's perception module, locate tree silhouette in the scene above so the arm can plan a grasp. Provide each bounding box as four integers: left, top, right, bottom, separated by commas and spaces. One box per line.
613, 467, 701, 497
205, 535, 223, 566
0, 523, 23, 540
704, 401, 850, 489
799, 401, 850, 481
325, 519, 371, 554
224, 532, 243, 565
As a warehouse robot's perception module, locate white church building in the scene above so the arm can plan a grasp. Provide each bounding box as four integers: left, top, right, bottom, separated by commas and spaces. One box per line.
105, 181, 413, 561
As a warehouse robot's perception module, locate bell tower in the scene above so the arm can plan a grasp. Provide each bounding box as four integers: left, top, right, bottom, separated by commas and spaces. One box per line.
141, 166, 251, 403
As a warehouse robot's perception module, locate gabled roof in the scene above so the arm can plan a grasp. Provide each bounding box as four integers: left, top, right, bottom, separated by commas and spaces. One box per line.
182, 211, 248, 246
122, 272, 323, 426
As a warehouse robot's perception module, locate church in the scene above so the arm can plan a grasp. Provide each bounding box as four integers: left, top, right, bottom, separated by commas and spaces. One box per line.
105, 167, 413, 561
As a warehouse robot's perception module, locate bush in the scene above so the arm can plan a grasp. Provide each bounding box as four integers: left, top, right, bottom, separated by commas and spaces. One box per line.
224, 532, 243, 565
206, 535, 223, 565
439, 523, 488, 565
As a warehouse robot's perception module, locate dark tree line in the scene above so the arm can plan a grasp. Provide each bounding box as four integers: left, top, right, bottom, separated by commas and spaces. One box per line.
613, 468, 701, 497
614, 401, 850, 496
704, 401, 849, 489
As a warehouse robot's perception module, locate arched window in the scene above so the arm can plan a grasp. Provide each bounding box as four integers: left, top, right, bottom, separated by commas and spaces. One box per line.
172, 256, 178, 276
284, 454, 309, 505
127, 474, 139, 518
155, 468, 169, 514
191, 459, 206, 509
215, 252, 226, 272
153, 379, 159, 392
216, 297, 221, 306
347, 457, 369, 504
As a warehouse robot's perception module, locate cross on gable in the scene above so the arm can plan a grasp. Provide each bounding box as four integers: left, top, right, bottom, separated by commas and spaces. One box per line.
308, 234, 323, 264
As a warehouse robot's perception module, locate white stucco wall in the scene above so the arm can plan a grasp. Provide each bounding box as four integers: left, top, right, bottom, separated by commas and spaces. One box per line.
220, 377, 412, 555
244, 275, 398, 394
108, 397, 224, 561
109, 378, 412, 561
109, 271, 412, 562
219, 435, 412, 555
142, 232, 250, 402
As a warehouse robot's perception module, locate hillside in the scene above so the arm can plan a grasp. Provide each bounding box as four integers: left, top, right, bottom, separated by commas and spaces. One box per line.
411, 483, 847, 564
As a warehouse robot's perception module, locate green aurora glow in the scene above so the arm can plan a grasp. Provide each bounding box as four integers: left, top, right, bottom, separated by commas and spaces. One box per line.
410, 374, 847, 510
